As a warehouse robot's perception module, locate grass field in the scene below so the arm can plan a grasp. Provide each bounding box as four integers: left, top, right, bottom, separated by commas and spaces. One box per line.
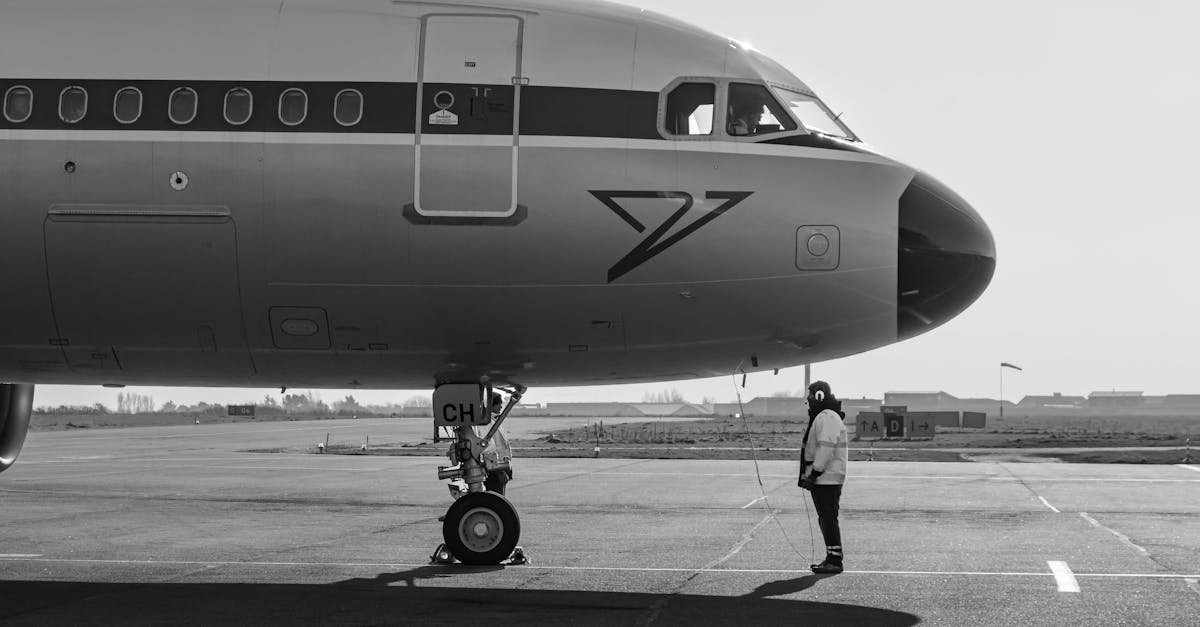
33, 411, 1200, 464
521, 413, 1200, 448
29, 412, 353, 430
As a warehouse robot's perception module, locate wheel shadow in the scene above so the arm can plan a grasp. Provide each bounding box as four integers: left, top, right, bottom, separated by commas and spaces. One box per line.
0, 571, 920, 626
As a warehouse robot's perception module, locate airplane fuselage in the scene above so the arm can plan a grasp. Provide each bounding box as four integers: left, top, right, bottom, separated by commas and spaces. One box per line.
0, 0, 995, 390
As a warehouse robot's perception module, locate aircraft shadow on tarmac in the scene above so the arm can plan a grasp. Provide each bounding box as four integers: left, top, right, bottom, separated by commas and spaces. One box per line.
0, 569, 920, 626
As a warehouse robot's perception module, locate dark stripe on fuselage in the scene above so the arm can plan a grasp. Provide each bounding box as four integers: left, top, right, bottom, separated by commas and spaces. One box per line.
1, 80, 417, 133
0, 78, 665, 138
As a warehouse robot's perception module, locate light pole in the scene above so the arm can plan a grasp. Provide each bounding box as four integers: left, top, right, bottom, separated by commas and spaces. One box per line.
1000, 362, 1022, 417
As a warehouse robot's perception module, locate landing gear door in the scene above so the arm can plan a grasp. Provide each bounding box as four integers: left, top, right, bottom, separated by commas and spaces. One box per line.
414, 14, 523, 218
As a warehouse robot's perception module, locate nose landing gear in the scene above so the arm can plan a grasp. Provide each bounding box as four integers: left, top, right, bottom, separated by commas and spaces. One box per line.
431, 382, 527, 566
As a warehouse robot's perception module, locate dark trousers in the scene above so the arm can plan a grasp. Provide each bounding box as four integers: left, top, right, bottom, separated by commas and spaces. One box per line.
810, 484, 843, 560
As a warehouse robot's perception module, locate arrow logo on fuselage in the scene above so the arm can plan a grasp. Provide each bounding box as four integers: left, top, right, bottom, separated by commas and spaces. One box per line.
590, 190, 754, 282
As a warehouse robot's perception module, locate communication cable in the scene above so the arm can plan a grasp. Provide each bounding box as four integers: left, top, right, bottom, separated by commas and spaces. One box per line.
730, 368, 817, 565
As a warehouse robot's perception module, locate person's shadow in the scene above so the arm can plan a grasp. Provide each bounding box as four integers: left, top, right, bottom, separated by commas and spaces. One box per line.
744, 574, 835, 598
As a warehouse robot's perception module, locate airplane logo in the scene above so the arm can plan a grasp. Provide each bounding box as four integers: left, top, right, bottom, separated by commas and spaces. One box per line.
590, 190, 754, 282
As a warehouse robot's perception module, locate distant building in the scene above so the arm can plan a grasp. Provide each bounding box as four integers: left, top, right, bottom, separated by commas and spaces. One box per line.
1088, 391, 1144, 408
712, 397, 806, 418
628, 403, 713, 417
883, 391, 1011, 416
1163, 394, 1200, 409
543, 402, 644, 417
1017, 393, 1087, 409
884, 391, 959, 410
839, 398, 881, 420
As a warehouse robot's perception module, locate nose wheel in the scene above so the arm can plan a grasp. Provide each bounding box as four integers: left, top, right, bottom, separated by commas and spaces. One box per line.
442, 490, 520, 565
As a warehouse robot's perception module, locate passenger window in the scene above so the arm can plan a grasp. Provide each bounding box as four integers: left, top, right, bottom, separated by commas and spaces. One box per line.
59, 86, 88, 124
3, 85, 33, 123
278, 89, 307, 126
726, 83, 797, 137
664, 82, 715, 136
169, 87, 198, 125
113, 87, 142, 124
334, 89, 363, 127
224, 88, 253, 125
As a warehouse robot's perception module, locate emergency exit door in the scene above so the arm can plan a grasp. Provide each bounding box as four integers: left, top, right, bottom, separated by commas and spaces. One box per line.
415, 14, 523, 218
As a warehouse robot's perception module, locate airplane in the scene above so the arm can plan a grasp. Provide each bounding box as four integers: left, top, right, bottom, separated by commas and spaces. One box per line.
0, 0, 996, 564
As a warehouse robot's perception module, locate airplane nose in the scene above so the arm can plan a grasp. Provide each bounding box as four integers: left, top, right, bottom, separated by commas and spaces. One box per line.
897, 170, 996, 340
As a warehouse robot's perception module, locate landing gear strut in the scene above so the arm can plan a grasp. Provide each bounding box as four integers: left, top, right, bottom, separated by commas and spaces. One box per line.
431, 382, 527, 565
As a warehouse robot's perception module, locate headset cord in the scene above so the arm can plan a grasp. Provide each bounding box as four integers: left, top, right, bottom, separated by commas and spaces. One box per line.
730, 371, 817, 565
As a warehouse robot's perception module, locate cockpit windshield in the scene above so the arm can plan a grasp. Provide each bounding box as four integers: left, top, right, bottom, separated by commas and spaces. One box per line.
771, 86, 857, 141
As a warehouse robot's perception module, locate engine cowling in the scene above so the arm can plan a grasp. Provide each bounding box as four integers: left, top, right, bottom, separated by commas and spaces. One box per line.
0, 383, 34, 473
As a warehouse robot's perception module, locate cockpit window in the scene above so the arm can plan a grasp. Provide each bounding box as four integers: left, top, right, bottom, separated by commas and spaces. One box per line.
727, 82, 796, 137
771, 86, 856, 140
664, 82, 715, 136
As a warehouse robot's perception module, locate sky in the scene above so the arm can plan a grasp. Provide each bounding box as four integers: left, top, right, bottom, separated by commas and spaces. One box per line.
33, 0, 1200, 410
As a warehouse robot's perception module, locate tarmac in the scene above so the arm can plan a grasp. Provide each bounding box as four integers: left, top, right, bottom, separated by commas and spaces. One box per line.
2, 417, 1199, 625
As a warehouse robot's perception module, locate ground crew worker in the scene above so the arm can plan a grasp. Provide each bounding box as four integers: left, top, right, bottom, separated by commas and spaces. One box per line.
799, 380, 849, 574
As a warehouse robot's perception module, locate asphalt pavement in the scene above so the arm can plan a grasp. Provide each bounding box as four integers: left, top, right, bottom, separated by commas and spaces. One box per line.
2, 418, 1198, 625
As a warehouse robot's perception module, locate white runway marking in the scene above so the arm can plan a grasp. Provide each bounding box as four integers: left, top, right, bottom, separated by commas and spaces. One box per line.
740, 496, 767, 509
0, 554, 42, 558
1048, 561, 1080, 592
534, 470, 1200, 483
1185, 578, 1200, 599
1, 556, 1196, 580
1037, 496, 1060, 513
1180, 465, 1200, 473
1079, 512, 1151, 558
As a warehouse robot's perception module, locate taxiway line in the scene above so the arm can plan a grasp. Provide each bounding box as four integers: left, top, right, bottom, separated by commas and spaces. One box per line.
1079, 512, 1151, 558
1037, 496, 1060, 513
2, 556, 1197, 580
740, 496, 767, 509
1048, 561, 1080, 592
534, 470, 1200, 483
1179, 464, 1200, 473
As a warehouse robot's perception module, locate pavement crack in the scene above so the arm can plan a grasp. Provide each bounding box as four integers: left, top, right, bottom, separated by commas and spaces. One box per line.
635, 512, 775, 626
1078, 511, 1172, 571
506, 459, 655, 493
1185, 578, 1200, 599
998, 464, 1059, 512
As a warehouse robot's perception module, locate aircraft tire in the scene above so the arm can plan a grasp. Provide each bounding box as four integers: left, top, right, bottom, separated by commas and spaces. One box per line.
442, 490, 520, 565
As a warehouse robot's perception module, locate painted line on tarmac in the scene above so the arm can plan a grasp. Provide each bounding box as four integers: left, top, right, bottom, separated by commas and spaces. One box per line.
2, 556, 1197, 580
740, 496, 767, 509
1037, 496, 1060, 513
535, 470, 1200, 483
704, 513, 774, 570
1079, 512, 1151, 558
1185, 578, 1200, 599
0, 554, 42, 558
1179, 465, 1200, 473
1048, 561, 1080, 592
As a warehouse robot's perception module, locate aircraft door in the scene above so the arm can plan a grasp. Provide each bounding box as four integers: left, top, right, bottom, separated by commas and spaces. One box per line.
414, 14, 524, 218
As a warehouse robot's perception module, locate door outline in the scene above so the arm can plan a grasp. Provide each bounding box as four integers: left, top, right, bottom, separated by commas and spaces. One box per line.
413, 13, 525, 219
